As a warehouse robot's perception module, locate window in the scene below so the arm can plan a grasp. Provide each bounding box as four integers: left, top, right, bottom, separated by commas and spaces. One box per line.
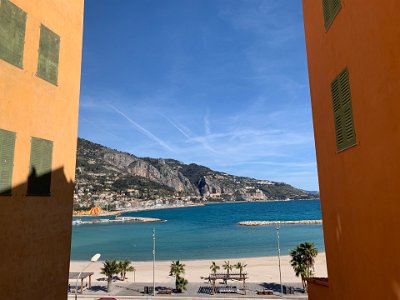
0, 0, 27, 68
27, 137, 53, 196
331, 68, 356, 152
322, 0, 341, 30
0, 129, 16, 195
37, 24, 60, 85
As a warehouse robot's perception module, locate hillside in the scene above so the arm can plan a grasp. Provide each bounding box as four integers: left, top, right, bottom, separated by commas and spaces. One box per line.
74, 138, 317, 209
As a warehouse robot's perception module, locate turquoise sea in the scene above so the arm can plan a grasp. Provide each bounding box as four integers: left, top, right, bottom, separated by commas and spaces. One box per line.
71, 200, 324, 261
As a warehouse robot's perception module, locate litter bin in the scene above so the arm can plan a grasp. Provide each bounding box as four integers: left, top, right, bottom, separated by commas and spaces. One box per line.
283, 285, 288, 294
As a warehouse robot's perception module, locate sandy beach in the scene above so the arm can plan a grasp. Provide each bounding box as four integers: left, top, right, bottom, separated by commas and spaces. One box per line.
70, 253, 327, 284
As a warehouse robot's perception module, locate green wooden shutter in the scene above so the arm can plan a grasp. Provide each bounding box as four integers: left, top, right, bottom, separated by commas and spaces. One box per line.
28, 137, 53, 195
322, 0, 342, 30
37, 24, 60, 85
0, 129, 16, 195
331, 68, 356, 152
0, 0, 27, 68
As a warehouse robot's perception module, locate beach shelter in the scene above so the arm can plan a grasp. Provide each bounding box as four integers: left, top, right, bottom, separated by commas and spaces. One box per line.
69, 272, 94, 294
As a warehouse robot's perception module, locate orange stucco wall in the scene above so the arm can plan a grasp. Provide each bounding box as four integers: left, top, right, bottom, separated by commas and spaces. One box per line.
307, 280, 330, 300
0, 0, 84, 298
302, 0, 400, 299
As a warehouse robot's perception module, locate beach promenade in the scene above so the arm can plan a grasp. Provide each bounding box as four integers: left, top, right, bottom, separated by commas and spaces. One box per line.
69, 253, 327, 298
67, 284, 308, 299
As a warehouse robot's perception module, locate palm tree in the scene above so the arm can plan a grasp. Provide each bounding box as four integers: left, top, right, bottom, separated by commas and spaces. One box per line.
290, 242, 318, 291
170, 261, 187, 293
223, 261, 233, 276
101, 260, 120, 292
209, 261, 220, 275
222, 261, 233, 284
234, 262, 247, 279
175, 276, 188, 293
169, 260, 186, 277
118, 259, 135, 281
209, 261, 220, 294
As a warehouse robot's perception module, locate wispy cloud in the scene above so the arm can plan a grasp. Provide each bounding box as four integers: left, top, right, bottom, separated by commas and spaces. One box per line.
161, 113, 218, 154
108, 104, 174, 152
168, 107, 312, 159
162, 114, 192, 139
236, 161, 317, 168
218, 0, 308, 99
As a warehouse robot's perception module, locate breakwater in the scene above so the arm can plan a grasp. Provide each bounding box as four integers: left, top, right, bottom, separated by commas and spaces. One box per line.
72, 216, 165, 225
238, 220, 322, 226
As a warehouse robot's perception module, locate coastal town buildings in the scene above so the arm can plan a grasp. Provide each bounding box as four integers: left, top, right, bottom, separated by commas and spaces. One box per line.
0, 0, 84, 298
302, 0, 400, 299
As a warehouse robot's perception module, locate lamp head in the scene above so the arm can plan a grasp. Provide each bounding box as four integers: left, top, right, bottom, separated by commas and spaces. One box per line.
91, 253, 101, 262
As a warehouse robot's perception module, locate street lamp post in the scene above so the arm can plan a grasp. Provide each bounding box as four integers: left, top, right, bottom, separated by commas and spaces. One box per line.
153, 228, 156, 296
276, 223, 283, 297
74, 253, 101, 300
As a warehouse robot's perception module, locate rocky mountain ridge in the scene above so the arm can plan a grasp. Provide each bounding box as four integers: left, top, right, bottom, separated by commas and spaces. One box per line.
74, 138, 317, 208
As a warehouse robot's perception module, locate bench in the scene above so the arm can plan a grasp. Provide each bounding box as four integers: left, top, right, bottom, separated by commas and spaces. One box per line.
257, 289, 274, 295
217, 286, 238, 293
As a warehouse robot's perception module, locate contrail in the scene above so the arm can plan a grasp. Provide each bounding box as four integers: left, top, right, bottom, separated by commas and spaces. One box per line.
161, 113, 218, 154
161, 114, 192, 139
108, 104, 174, 152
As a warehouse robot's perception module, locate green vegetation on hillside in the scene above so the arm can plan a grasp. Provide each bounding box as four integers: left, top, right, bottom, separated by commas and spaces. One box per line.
74, 138, 318, 209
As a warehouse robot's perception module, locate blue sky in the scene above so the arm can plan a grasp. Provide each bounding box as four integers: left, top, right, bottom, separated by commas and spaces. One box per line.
79, 0, 319, 191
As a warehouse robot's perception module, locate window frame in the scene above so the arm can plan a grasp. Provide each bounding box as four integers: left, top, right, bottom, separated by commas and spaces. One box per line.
0, 0, 27, 68
331, 68, 357, 152
323, 0, 342, 31
27, 137, 53, 196
36, 24, 60, 86
0, 129, 16, 196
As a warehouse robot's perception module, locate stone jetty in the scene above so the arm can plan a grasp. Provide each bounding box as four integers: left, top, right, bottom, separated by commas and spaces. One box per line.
73, 216, 165, 225
238, 220, 322, 226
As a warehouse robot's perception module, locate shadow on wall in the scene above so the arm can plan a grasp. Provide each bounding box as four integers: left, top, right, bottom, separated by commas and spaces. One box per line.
27, 167, 53, 196
0, 167, 76, 299
0, 166, 74, 197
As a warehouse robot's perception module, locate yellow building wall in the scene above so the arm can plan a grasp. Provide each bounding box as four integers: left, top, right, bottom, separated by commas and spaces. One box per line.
303, 0, 400, 299
0, 0, 84, 299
